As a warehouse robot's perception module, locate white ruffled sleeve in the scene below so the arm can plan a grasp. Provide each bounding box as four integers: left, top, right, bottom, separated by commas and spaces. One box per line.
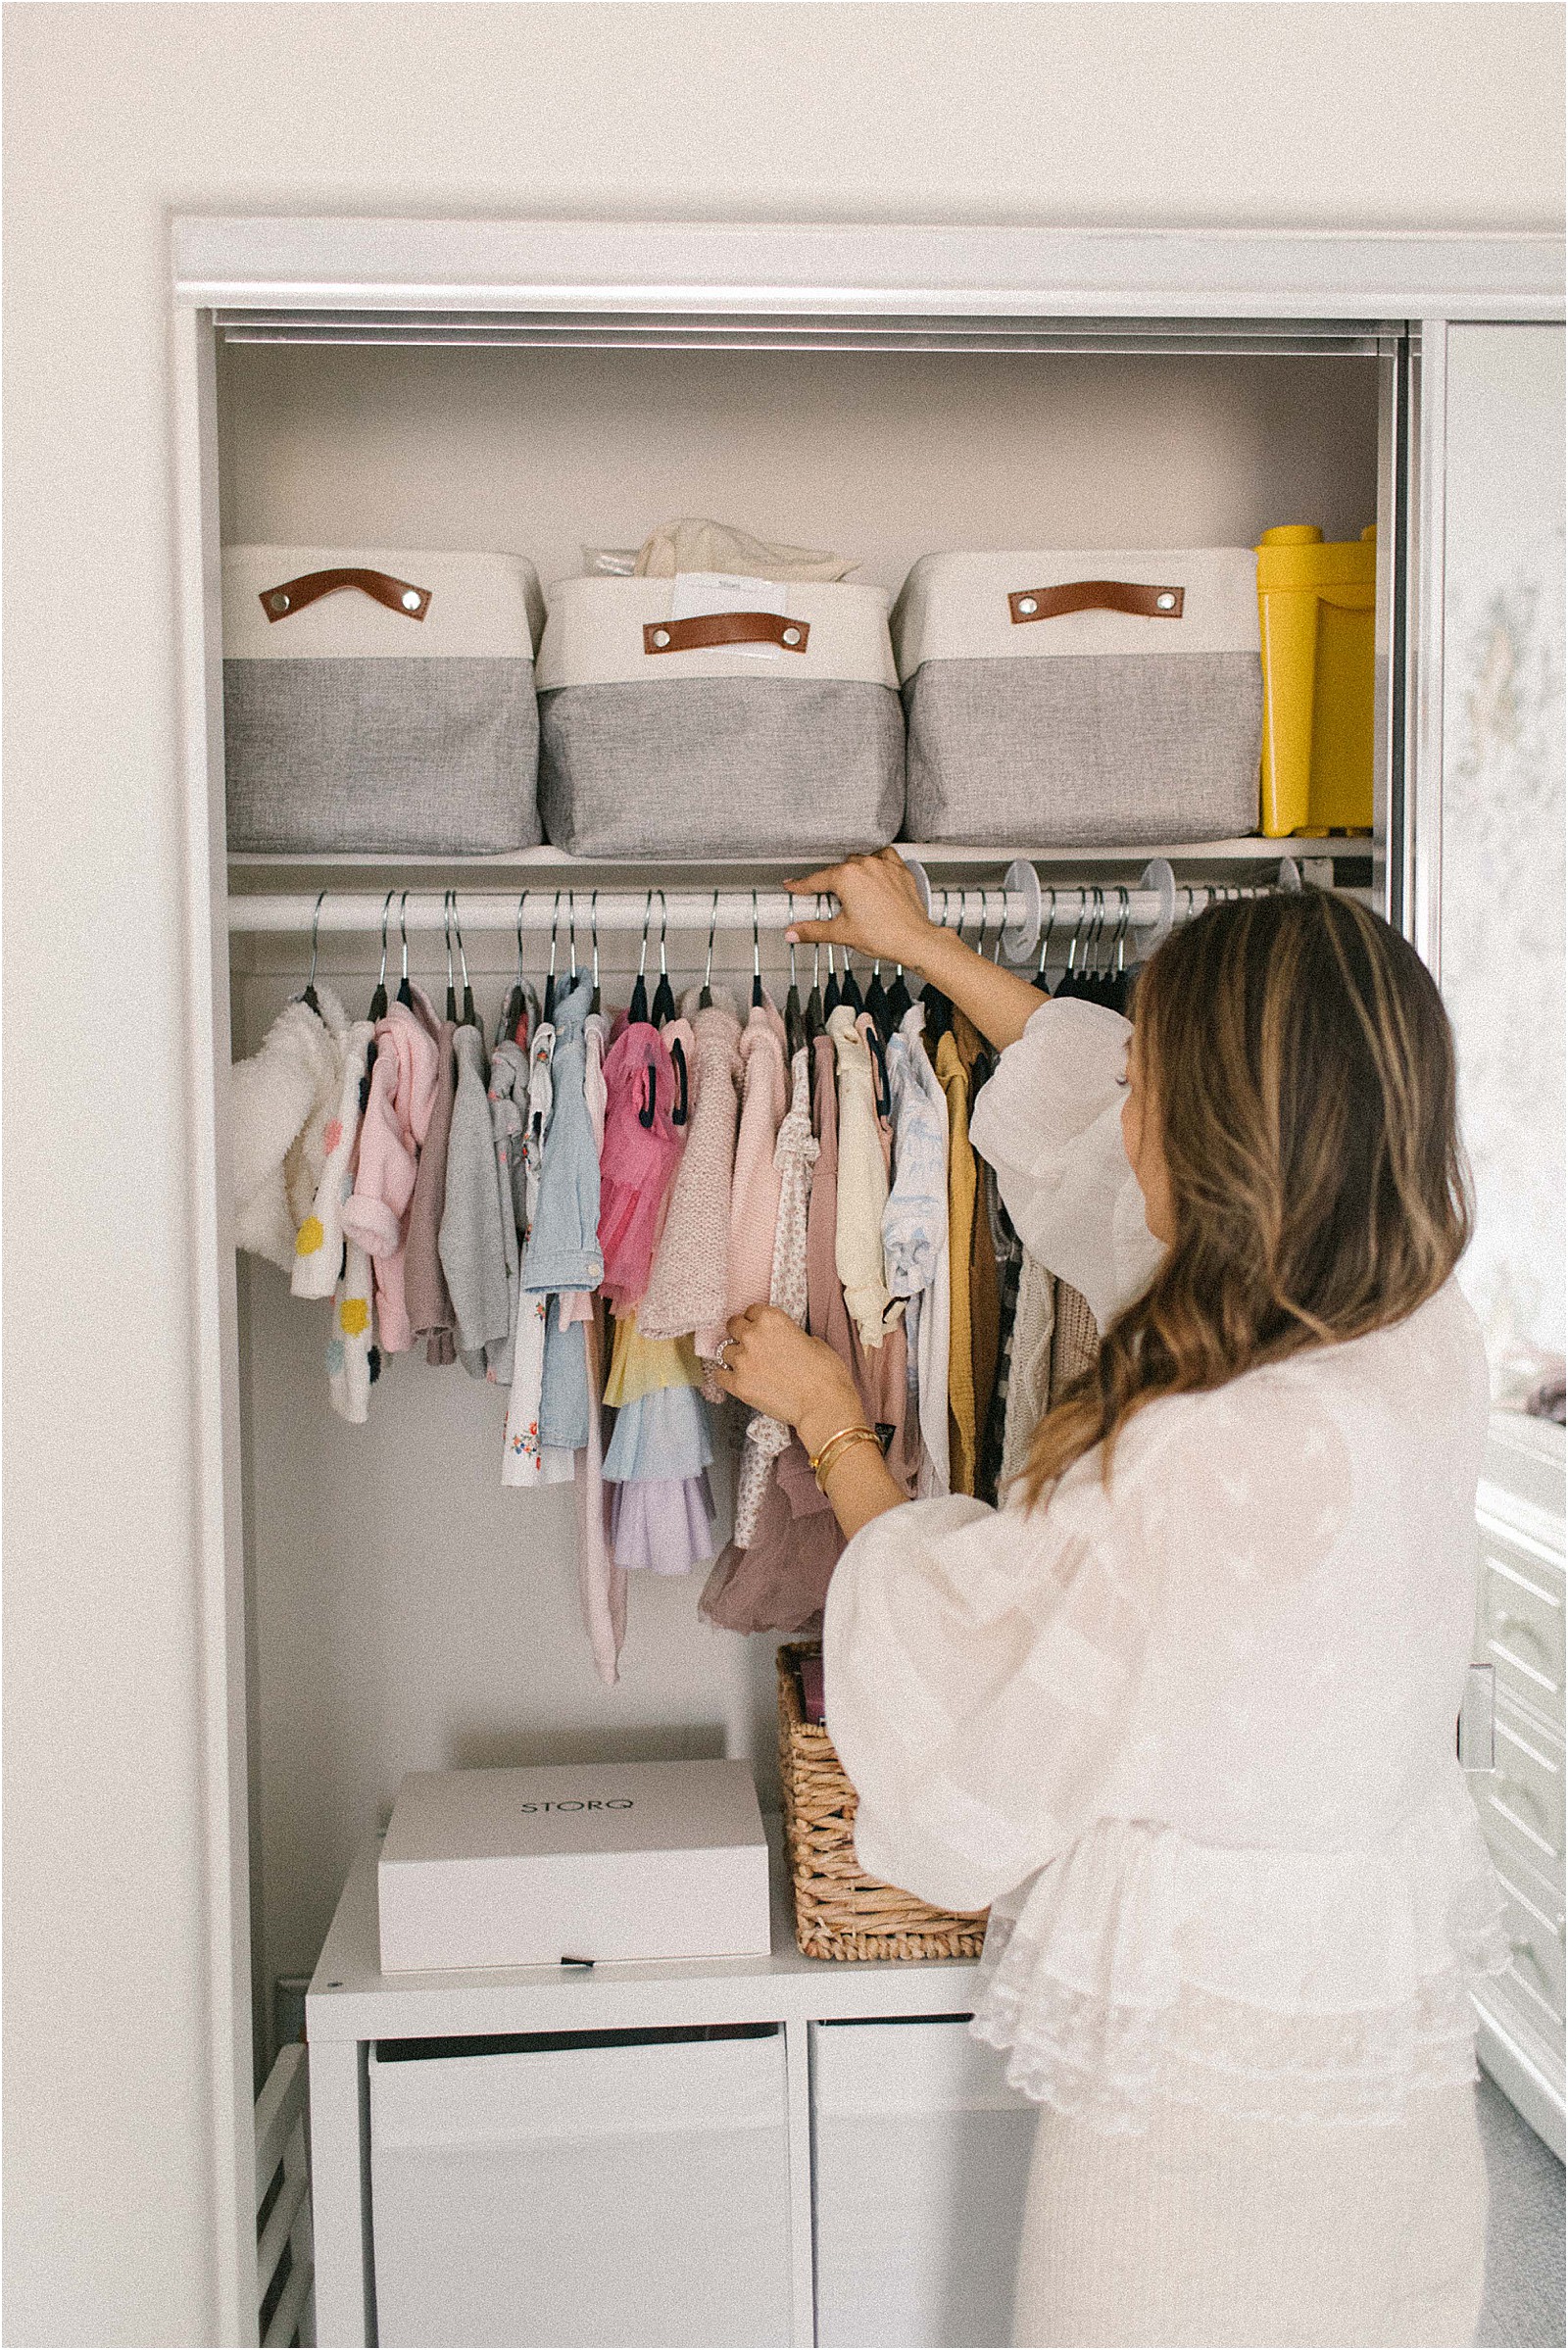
968, 997, 1163, 1329
821, 1477, 1153, 1916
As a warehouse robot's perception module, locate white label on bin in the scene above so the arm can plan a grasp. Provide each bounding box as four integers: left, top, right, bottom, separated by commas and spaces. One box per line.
669, 571, 784, 660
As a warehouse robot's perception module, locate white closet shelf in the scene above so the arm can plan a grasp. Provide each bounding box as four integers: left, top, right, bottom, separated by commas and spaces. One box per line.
228, 838, 1361, 875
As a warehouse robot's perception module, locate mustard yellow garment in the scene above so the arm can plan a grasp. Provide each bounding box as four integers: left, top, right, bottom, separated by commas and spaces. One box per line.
935, 1028, 977, 1496
603, 1317, 704, 1409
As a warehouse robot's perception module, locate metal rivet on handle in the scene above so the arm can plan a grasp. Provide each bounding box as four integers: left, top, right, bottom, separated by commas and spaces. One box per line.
1156, 592, 1177, 611
652, 628, 670, 648
270, 592, 290, 613
1017, 597, 1038, 614
401, 589, 422, 612
782, 626, 802, 646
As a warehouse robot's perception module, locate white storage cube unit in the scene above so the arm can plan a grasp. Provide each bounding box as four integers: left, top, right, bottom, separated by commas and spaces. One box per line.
892, 548, 1263, 846
810, 2019, 1037, 2349
535, 574, 906, 857
369, 2026, 794, 2348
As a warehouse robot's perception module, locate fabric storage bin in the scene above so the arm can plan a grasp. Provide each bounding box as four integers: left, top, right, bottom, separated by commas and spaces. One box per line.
892, 549, 1263, 845
222, 545, 545, 852
535, 576, 905, 857
810, 2019, 1035, 2347
368, 2028, 793, 2347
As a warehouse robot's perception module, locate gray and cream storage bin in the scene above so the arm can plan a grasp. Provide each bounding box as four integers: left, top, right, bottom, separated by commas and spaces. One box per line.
222, 546, 545, 853
892, 549, 1263, 846
535, 577, 905, 857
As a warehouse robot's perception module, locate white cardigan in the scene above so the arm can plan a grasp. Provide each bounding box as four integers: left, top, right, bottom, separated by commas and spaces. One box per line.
822, 997, 1508, 2132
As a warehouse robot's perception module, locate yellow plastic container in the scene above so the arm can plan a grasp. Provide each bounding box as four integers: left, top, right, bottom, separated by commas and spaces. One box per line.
1257, 524, 1377, 837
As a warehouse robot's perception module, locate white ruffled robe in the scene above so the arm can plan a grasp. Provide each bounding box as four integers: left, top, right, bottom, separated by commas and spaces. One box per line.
823, 995, 1508, 2134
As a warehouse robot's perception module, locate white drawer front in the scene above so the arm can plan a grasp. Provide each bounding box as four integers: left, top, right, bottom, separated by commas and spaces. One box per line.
370, 2029, 792, 2348
1476, 1519, 1565, 1722
1478, 1699, 1566, 1879
1492, 1847, 1567, 2039
811, 2018, 1035, 2349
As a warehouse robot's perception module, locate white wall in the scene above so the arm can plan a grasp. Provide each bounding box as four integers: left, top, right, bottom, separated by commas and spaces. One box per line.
4, 6, 1562, 2342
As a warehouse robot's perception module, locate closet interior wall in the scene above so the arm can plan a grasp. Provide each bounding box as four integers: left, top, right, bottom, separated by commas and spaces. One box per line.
219, 338, 1381, 2070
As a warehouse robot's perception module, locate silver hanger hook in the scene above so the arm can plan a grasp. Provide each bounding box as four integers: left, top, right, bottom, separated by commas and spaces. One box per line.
589, 889, 600, 995
454, 893, 471, 1000
308, 888, 326, 995
514, 890, 529, 982
658, 889, 669, 976
548, 890, 561, 981
705, 889, 719, 993
639, 891, 652, 979
1067, 891, 1087, 972
399, 890, 410, 986
1112, 885, 1131, 974
823, 890, 835, 981
567, 890, 578, 980
443, 889, 456, 1002
378, 888, 394, 992
812, 895, 823, 988
752, 889, 761, 987
1037, 886, 1058, 977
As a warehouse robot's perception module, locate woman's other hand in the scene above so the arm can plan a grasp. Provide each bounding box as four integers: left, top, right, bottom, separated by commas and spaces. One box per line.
708, 1304, 865, 1454
785, 848, 939, 973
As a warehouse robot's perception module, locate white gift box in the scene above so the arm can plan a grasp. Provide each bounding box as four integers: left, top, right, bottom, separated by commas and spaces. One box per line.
377, 1759, 771, 1973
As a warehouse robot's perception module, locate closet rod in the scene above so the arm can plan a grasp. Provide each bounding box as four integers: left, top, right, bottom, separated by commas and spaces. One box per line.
224, 857, 1301, 943
226, 886, 1166, 935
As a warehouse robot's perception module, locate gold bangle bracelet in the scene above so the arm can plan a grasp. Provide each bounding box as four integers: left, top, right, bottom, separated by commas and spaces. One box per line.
808, 1421, 871, 1475
810, 1425, 881, 1493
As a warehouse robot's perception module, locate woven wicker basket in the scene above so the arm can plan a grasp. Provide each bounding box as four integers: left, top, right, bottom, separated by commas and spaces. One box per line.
776, 1641, 988, 1962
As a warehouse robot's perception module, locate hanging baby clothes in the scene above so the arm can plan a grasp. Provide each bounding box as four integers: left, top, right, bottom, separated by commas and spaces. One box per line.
951, 1010, 1002, 1453
598, 1020, 681, 1312
732, 1042, 818, 1545
881, 1003, 951, 1496
828, 1004, 899, 1351
934, 1023, 978, 1495
440, 1023, 512, 1378
328, 1234, 377, 1426
728, 995, 789, 1316
485, 1036, 529, 1382
638, 986, 743, 1357
703, 1024, 871, 1637
502, 1014, 558, 1483
572, 1010, 625, 1686
576, 1302, 625, 1685
999, 1248, 1056, 1491
232, 985, 348, 1273
518, 973, 602, 1458
602, 1318, 715, 1576
292, 1010, 371, 1300
342, 988, 441, 1356
405, 1017, 459, 1365
1051, 1276, 1100, 1395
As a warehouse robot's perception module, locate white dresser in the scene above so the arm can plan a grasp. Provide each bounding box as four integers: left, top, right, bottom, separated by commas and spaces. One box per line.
1471, 1413, 1567, 2156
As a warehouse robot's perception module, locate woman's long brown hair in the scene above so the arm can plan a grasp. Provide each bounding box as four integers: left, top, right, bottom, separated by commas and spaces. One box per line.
1021, 888, 1472, 1507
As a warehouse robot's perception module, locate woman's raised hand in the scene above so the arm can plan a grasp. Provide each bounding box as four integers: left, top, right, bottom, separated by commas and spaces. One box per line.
784, 848, 940, 973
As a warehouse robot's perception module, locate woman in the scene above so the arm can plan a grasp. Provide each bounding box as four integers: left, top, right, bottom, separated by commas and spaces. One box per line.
710, 851, 1506, 2350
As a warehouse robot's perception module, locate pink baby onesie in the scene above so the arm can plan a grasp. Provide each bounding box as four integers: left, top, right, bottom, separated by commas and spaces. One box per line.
727, 995, 789, 1318
637, 988, 742, 1353
341, 988, 441, 1356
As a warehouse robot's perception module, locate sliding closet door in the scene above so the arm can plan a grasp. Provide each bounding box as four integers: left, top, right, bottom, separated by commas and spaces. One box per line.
1436, 322, 1565, 1380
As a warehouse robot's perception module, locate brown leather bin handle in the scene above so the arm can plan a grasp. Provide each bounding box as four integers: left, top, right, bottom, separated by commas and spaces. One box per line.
1008, 580, 1184, 624
259, 567, 432, 623
643, 611, 810, 656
